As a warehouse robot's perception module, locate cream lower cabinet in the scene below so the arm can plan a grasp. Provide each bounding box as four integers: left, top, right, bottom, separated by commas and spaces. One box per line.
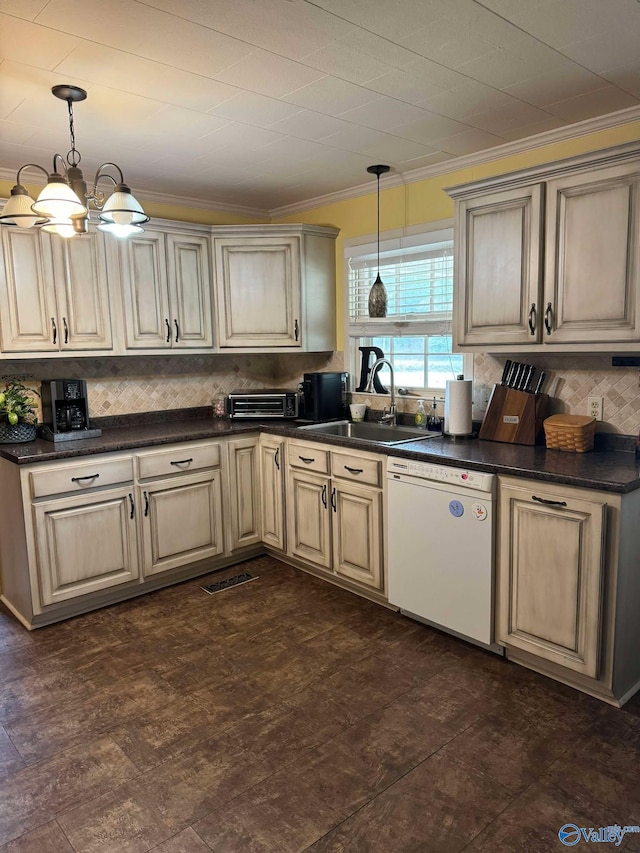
259, 434, 285, 551
286, 439, 384, 596
136, 441, 224, 576
227, 436, 261, 551
497, 476, 640, 705
33, 485, 139, 606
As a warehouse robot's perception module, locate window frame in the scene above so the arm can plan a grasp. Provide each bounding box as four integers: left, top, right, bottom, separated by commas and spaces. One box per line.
342, 219, 472, 395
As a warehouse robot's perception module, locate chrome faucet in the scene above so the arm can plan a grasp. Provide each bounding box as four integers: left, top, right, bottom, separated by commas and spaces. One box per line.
364, 358, 396, 426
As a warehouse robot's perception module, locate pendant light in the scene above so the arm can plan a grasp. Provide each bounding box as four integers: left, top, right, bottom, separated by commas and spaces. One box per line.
0, 85, 148, 238
366, 164, 390, 318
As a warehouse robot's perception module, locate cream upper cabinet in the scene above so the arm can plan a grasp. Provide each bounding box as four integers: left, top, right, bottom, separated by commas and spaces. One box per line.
118, 226, 213, 351
212, 224, 338, 351
454, 185, 543, 347
0, 226, 113, 354
497, 479, 606, 679
448, 143, 640, 352
544, 164, 640, 344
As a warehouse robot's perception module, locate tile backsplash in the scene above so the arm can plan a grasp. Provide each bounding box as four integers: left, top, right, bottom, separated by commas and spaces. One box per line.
1, 350, 638, 436
0, 352, 343, 420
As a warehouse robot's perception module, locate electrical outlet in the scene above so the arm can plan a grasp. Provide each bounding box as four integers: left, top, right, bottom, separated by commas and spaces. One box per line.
588, 396, 603, 421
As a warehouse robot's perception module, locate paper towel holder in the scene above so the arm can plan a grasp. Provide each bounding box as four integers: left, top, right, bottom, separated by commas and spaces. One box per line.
444, 375, 474, 437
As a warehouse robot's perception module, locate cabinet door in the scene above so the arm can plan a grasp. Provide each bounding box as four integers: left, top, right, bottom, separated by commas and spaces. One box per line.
214, 236, 301, 347
166, 233, 213, 349
454, 185, 543, 347
119, 229, 171, 349
50, 229, 113, 351
286, 468, 331, 569
259, 435, 285, 551
332, 481, 383, 590
140, 471, 224, 577
227, 436, 261, 551
0, 228, 58, 352
497, 482, 606, 678
33, 486, 139, 606
544, 164, 640, 343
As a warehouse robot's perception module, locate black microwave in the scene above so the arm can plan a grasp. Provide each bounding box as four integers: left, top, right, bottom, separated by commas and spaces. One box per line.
227, 390, 299, 419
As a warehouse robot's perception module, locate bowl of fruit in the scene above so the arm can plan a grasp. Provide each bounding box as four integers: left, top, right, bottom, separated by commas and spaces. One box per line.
0, 380, 39, 443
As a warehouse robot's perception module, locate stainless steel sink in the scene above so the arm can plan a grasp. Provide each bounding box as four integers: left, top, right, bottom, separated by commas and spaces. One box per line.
299, 420, 442, 445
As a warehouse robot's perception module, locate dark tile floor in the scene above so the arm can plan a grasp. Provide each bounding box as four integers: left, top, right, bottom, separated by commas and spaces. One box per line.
1, 555, 639, 852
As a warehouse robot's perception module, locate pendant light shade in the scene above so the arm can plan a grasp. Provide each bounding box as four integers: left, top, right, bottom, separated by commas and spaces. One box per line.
0, 185, 40, 228
97, 182, 149, 232
32, 173, 87, 220
367, 164, 390, 318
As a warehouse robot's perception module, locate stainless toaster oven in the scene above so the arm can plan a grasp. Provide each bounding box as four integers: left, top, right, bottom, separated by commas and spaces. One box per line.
226, 390, 299, 419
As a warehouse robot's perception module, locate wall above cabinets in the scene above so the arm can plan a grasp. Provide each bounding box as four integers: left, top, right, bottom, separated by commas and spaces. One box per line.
0, 219, 339, 359
447, 141, 640, 354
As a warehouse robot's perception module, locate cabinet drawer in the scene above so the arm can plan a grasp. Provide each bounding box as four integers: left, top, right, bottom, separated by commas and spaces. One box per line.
137, 442, 220, 480
287, 440, 329, 474
331, 451, 382, 488
30, 456, 134, 499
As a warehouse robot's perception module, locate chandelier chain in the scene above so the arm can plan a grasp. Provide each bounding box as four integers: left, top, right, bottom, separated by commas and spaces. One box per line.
66, 99, 81, 167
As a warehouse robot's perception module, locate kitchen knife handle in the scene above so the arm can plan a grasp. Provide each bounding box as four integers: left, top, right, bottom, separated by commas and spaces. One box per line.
532, 495, 567, 508
500, 359, 512, 385
528, 303, 536, 335
544, 303, 553, 336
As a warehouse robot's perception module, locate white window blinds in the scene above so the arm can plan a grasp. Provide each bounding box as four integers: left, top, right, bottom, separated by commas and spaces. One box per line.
347, 230, 454, 337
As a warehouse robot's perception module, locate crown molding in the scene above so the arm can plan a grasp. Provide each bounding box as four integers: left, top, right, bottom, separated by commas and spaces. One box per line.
268, 105, 640, 219
3, 105, 639, 222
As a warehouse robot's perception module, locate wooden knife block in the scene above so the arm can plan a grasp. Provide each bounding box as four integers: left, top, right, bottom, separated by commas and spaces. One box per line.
479, 385, 549, 445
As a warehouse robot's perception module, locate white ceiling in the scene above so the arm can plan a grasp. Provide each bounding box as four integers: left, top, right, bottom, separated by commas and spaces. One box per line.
2, 0, 640, 215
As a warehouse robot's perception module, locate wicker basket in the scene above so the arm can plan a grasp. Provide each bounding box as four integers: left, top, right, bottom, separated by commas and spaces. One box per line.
543, 414, 596, 452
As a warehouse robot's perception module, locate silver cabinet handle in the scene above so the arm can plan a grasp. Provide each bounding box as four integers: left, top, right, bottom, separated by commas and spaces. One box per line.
528, 303, 536, 335
63, 316, 69, 344
294, 319, 299, 341
544, 302, 553, 336
51, 317, 57, 345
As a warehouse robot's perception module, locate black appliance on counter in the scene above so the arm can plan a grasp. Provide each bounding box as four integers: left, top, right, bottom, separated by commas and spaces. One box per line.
301, 371, 348, 421
40, 379, 102, 442
227, 389, 299, 419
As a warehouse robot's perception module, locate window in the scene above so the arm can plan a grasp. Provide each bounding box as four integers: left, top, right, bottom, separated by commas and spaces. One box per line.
344, 222, 471, 392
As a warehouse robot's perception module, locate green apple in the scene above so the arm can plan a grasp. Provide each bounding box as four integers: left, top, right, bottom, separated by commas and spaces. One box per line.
7, 412, 18, 425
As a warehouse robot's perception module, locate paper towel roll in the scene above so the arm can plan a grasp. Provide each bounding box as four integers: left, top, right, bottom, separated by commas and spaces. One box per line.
445, 378, 473, 436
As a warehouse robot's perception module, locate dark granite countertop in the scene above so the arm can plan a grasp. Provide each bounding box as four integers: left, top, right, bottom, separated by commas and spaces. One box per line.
1, 410, 638, 494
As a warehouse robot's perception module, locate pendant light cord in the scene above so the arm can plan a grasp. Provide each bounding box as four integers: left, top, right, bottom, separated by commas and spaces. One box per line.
376, 173, 380, 277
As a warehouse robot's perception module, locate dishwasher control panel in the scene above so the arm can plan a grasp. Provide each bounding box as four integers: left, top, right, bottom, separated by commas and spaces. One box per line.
387, 457, 495, 492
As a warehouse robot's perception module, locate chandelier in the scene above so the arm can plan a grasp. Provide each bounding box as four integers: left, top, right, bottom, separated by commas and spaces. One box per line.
0, 85, 149, 238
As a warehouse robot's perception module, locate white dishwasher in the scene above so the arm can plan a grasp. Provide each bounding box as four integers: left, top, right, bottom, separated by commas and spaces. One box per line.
387, 456, 502, 652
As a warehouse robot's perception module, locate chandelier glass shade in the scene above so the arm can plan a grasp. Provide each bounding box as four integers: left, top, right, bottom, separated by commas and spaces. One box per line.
0, 85, 148, 238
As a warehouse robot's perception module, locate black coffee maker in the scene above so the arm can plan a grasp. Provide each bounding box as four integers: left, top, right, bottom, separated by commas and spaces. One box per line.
41, 379, 90, 434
